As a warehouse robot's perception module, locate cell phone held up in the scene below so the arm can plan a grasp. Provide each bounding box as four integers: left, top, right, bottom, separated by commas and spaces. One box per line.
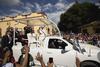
49, 57, 53, 63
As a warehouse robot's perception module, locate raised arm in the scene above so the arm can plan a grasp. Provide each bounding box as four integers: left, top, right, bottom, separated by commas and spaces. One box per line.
16, 45, 29, 67
76, 57, 80, 67
36, 52, 46, 67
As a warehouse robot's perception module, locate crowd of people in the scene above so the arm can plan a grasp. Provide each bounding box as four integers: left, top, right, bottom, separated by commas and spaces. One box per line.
0, 24, 99, 67
0, 24, 32, 66
0, 25, 81, 67
0, 29, 81, 67
63, 33, 100, 47
0, 44, 81, 67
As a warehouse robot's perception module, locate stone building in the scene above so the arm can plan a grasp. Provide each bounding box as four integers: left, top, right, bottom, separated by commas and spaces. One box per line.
0, 12, 58, 37
80, 21, 100, 34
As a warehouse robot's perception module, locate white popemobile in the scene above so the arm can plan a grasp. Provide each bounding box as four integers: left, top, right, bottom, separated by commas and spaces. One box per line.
12, 17, 100, 67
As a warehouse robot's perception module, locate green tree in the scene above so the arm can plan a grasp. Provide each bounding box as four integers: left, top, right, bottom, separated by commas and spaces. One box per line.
58, 2, 100, 33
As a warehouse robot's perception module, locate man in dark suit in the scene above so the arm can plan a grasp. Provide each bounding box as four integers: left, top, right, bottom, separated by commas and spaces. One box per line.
1, 31, 13, 50
18, 46, 35, 67
24, 24, 33, 39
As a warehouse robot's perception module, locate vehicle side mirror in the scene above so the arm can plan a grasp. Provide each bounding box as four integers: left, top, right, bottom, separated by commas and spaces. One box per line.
73, 45, 79, 50
61, 49, 70, 54
61, 47, 70, 54
81, 48, 86, 53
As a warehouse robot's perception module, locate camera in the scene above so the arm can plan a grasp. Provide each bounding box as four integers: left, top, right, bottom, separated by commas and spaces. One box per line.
49, 57, 53, 63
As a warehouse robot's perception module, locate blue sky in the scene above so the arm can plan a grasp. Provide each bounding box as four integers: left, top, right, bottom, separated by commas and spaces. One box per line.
0, 0, 100, 24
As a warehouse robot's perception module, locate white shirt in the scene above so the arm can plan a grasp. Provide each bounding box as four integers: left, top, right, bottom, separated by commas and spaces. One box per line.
2, 62, 14, 67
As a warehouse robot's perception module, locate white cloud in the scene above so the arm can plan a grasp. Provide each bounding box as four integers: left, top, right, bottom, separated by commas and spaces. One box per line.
46, 2, 75, 24
0, 16, 4, 19
0, 0, 21, 6
0, 0, 75, 24
32, 0, 69, 24
26, 3, 34, 8
23, 6, 32, 13
4, 3, 34, 17
47, 11, 65, 24
21, 3, 34, 14
9, 3, 33, 16
95, 2, 100, 7
35, 3, 42, 12
9, 13, 18, 17
43, 3, 53, 10
10, 9, 23, 14
54, 0, 75, 11
43, 3, 53, 8
55, 2, 65, 10
54, 0, 68, 10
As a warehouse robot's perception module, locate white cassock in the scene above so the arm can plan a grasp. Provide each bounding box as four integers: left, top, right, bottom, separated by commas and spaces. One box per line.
39, 29, 46, 41
27, 33, 41, 47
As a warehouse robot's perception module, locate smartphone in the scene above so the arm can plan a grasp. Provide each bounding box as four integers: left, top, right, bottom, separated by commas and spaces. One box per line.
49, 57, 53, 63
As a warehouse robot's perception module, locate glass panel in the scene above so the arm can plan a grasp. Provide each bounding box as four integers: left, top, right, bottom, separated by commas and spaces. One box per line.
48, 39, 68, 49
